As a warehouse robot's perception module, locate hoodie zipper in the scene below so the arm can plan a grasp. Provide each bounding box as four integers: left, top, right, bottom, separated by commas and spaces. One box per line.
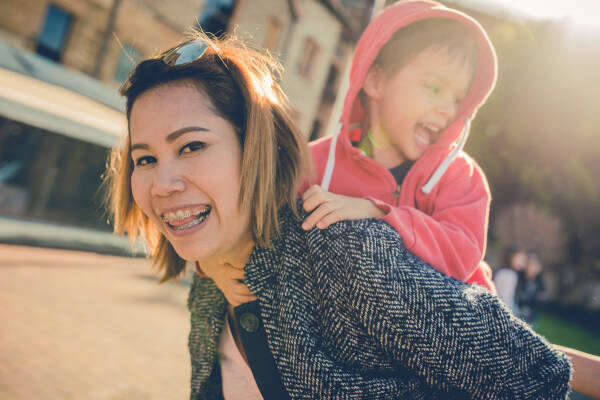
393, 184, 401, 206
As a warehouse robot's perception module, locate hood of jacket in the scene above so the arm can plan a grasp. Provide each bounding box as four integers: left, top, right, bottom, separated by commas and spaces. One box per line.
336, 0, 497, 192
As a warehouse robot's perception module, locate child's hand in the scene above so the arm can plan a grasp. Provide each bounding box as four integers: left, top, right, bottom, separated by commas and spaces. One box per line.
197, 261, 257, 307
301, 184, 385, 230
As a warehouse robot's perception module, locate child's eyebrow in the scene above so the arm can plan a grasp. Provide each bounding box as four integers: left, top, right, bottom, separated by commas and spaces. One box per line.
422, 73, 448, 83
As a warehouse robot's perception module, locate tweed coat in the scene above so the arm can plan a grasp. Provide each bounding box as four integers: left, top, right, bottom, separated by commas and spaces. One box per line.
187, 202, 571, 399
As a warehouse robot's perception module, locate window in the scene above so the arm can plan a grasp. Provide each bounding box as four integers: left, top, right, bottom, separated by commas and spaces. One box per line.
0, 117, 111, 231
264, 17, 282, 52
297, 38, 320, 80
36, 4, 73, 62
198, 0, 237, 37
114, 44, 142, 83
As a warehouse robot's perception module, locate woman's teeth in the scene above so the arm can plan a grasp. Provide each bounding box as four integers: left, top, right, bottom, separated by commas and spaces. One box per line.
162, 207, 211, 230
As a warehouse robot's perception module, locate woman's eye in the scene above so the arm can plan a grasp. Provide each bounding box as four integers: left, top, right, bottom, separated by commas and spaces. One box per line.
180, 141, 206, 155
135, 156, 155, 167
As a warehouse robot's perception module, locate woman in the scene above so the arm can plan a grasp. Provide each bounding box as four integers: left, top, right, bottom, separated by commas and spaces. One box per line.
107, 33, 571, 399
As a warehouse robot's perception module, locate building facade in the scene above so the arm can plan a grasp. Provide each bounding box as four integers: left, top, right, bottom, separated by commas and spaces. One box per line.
0, 0, 370, 238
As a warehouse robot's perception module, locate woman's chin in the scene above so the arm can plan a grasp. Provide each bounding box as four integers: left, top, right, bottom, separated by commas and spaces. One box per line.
169, 240, 214, 263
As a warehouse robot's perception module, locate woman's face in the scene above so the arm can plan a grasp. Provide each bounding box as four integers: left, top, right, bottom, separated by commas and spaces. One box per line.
129, 82, 252, 264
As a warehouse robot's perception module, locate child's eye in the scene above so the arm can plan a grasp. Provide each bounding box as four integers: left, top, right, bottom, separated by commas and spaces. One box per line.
134, 156, 156, 167
180, 141, 206, 155
425, 84, 441, 94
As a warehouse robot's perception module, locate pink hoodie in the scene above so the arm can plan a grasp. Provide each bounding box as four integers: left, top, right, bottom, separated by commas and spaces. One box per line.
306, 1, 497, 291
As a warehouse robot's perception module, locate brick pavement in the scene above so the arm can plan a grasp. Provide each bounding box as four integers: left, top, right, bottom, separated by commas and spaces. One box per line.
0, 244, 191, 400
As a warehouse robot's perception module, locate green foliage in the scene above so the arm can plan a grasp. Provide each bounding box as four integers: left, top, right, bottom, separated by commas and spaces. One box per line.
535, 312, 600, 356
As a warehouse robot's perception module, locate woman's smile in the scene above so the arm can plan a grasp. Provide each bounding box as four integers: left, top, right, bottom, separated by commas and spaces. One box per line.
160, 204, 212, 234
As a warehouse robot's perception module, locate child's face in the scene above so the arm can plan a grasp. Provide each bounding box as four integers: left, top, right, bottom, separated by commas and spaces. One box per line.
366, 46, 473, 163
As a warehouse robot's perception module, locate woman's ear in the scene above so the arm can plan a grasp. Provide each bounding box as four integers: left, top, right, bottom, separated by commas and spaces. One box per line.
362, 65, 385, 100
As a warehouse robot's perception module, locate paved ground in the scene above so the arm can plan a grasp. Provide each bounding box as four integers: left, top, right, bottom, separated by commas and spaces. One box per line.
1, 243, 595, 400
0, 244, 192, 400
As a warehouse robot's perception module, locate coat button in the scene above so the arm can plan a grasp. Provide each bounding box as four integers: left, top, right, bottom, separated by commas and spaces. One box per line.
239, 312, 259, 333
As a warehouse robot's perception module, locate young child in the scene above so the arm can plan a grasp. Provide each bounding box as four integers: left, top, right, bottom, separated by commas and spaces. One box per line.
201, 0, 497, 305
302, 0, 497, 292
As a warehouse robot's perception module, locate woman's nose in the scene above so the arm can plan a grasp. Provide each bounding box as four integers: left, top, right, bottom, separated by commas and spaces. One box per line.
150, 163, 186, 197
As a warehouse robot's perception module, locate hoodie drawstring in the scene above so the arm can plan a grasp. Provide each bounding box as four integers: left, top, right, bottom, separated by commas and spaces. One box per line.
322, 118, 472, 195
421, 117, 471, 194
320, 122, 343, 190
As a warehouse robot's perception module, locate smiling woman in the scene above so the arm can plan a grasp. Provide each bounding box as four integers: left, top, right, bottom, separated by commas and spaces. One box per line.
106, 36, 307, 283
129, 84, 252, 266
105, 32, 571, 399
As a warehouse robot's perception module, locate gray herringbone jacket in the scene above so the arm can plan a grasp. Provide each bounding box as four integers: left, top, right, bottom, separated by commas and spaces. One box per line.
188, 204, 571, 399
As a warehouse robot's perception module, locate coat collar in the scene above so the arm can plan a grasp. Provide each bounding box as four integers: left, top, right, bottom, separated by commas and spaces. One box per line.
244, 203, 300, 296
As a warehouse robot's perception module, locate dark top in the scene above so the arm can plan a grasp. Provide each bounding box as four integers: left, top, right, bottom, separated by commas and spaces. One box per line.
388, 161, 414, 186
187, 201, 571, 399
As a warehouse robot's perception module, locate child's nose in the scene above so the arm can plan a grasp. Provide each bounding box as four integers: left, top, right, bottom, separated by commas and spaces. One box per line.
151, 163, 186, 197
436, 98, 458, 121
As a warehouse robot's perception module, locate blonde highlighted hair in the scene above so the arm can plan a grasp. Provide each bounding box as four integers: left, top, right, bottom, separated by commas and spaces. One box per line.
105, 32, 311, 282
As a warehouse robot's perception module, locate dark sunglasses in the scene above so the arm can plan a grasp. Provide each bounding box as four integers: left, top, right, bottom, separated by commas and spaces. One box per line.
162, 39, 209, 66
120, 39, 209, 93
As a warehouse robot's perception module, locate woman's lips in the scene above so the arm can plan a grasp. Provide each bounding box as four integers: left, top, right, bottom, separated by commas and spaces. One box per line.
160, 206, 212, 235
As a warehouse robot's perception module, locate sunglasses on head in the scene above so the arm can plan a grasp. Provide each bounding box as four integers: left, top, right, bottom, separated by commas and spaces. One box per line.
120, 39, 209, 93
162, 39, 209, 66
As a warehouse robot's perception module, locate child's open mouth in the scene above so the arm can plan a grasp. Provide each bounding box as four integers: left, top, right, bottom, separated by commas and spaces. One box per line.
414, 123, 441, 147
162, 206, 212, 231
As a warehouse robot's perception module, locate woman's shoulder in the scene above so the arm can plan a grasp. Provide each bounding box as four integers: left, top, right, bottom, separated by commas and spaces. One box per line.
287, 202, 402, 248
281, 197, 398, 239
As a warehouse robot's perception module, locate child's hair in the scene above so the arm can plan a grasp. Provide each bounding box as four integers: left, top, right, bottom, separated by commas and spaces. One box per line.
105, 32, 310, 282
375, 18, 478, 77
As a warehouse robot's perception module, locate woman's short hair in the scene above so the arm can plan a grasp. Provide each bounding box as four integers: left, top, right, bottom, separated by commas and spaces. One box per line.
105, 32, 311, 282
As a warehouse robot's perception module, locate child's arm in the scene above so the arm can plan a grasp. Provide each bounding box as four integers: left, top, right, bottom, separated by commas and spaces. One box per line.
301, 184, 384, 230
194, 261, 257, 306
368, 162, 490, 283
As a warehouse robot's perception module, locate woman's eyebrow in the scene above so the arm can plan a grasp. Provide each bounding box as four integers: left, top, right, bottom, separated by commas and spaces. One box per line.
131, 143, 149, 151
131, 126, 209, 151
166, 126, 209, 142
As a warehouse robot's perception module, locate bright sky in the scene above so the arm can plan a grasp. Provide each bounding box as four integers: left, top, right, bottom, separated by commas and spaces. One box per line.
479, 0, 600, 25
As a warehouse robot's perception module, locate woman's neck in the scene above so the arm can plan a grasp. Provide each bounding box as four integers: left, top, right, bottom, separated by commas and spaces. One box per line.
197, 238, 255, 282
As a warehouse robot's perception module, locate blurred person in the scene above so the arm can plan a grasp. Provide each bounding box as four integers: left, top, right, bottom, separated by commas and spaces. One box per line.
106, 33, 572, 399
494, 246, 527, 314
517, 252, 548, 327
